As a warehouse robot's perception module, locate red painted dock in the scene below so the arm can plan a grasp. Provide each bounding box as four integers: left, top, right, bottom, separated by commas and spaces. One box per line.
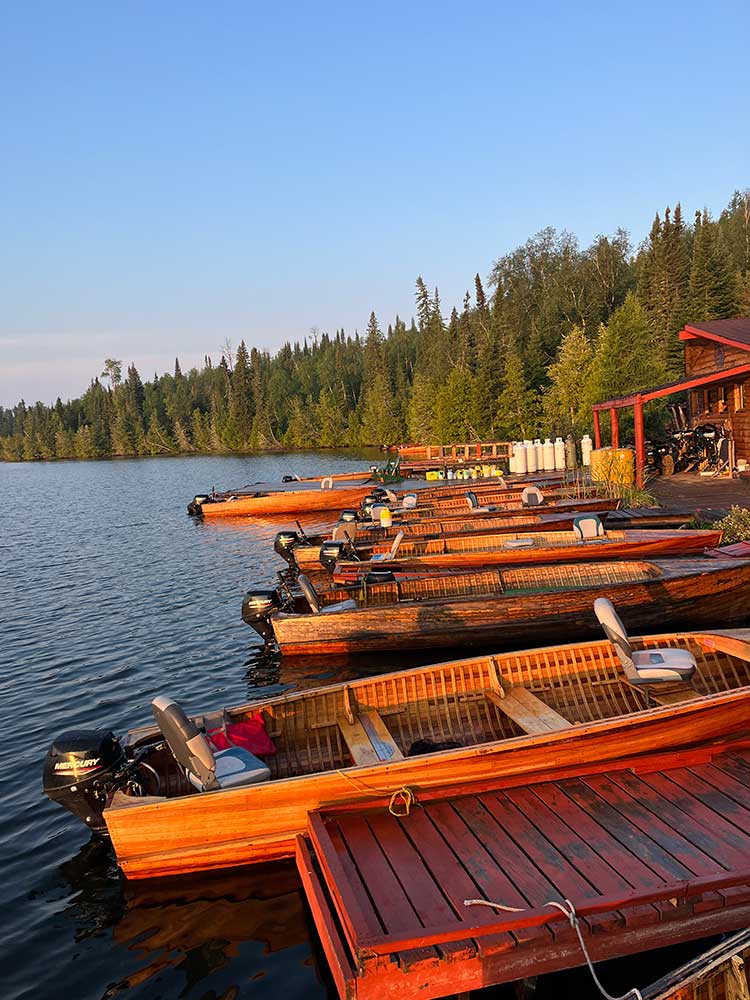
297, 748, 750, 1000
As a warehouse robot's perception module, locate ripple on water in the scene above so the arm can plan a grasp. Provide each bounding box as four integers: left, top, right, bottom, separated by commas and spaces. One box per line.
1, 451, 385, 1000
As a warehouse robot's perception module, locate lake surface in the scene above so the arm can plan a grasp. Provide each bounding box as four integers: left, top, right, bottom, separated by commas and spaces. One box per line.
0, 452, 714, 1000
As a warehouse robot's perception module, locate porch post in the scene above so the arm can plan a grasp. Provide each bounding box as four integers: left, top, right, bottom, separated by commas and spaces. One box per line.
610, 407, 619, 449
634, 396, 646, 489
593, 409, 602, 449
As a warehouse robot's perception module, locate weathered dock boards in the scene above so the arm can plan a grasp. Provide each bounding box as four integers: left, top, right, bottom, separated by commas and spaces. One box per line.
298, 748, 750, 1000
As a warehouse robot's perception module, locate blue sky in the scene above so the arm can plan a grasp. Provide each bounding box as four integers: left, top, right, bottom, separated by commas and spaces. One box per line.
1, 1, 748, 406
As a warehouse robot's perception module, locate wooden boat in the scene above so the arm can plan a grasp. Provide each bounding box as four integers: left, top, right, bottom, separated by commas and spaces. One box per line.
255, 558, 750, 655
191, 481, 382, 518
390, 494, 619, 522
642, 928, 750, 999
291, 510, 614, 571
330, 528, 723, 578
50, 631, 750, 878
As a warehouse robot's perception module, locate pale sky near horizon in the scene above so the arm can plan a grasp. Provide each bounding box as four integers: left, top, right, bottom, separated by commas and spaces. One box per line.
1, 0, 748, 408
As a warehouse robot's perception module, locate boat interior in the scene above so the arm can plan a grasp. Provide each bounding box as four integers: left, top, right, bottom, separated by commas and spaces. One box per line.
116, 632, 750, 806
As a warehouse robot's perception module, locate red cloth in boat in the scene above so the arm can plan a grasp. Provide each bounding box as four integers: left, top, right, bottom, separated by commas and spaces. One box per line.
208, 713, 276, 756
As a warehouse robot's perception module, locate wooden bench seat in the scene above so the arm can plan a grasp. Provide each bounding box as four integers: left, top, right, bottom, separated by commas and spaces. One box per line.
337, 710, 404, 766
487, 685, 573, 735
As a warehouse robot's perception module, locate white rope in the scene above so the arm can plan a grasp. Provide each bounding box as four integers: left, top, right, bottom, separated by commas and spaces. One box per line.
463, 897, 643, 1000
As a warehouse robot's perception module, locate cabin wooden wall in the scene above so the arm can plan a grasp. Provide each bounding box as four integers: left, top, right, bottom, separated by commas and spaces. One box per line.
684, 338, 750, 459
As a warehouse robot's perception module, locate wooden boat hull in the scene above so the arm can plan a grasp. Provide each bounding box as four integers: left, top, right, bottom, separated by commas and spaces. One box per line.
197, 484, 376, 517
104, 681, 750, 879
400, 495, 620, 521
271, 559, 750, 655
333, 529, 723, 576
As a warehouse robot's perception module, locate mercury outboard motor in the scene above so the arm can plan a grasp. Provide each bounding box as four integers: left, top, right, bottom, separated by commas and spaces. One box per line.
319, 540, 355, 573
241, 589, 281, 642
274, 530, 300, 569
43, 729, 127, 833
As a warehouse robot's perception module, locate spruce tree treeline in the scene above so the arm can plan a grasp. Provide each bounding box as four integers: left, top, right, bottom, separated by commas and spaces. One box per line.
2, 189, 749, 461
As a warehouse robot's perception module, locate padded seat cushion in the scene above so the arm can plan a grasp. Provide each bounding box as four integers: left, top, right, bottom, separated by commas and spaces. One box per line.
320, 599, 358, 614
214, 746, 271, 788
632, 649, 697, 679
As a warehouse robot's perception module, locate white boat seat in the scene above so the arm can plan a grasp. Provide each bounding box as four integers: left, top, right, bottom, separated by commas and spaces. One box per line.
370, 529, 405, 563
573, 514, 605, 540
594, 598, 697, 686
152, 696, 271, 792
370, 504, 385, 522
319, 599, 358, 614
504, 537, 535, 549
402, 493, 418, 509
521, 486, 544, 507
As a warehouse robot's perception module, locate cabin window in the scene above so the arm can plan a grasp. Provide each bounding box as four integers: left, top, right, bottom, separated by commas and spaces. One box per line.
737, 382, 748, 411
717, 385, 728, 413
715, 344, 725, 369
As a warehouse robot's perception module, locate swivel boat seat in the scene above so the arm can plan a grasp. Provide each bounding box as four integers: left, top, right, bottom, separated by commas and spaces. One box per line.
151, 696, 270, 792
572, 514, 605, 540
296, 574, 358, 614
465, 491, 495, 513
594, 598, 696, 704
521, 486, 544, 507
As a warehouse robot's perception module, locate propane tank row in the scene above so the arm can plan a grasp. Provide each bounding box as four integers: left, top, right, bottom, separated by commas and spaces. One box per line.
509, 435, 594, 475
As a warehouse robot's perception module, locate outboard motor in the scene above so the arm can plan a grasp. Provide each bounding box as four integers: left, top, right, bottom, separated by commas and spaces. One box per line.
187, 494, 211, 516
319, 540, 354, 573
274, 530, 300, 569
339, 509, 359, 523
241, 589, 281, 642
365, 568, 395, 584
43, 729, 127, 833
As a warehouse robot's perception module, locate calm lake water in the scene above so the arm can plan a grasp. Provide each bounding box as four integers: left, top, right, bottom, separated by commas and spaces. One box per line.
1, 452, 715, 1000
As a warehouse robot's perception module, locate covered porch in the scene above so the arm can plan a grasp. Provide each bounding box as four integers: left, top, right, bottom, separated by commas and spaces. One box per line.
592, 362, 750, 488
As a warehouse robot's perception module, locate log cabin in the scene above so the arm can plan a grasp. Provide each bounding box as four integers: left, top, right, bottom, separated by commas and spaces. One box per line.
593, 316, 750, 486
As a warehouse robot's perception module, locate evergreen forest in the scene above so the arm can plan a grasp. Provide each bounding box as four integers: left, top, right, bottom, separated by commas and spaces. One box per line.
2, 191, 749, 462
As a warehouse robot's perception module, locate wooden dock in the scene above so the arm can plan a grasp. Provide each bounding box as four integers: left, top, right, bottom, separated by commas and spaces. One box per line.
297, 747, 750, 1000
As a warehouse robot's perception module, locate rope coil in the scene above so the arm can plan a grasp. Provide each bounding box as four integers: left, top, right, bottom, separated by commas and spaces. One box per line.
389, 786, 418, 816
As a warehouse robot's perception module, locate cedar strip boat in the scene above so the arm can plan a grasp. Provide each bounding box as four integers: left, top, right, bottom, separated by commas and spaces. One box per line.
266, 558, 750, 655
398, 494, 620, 521
98, 631, 750, 877
299, 745, 750, 999
331, 528, 722, 577
642, 929, 750, 999
194, 482, 380, 518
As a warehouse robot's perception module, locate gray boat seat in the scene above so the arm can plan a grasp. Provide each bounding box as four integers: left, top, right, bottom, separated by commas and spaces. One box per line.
594, 598, 697, 685
370, 504, 386, 522
401, 493, 418, 509
370, 529, 405, 563
521, 486, 544, 507
319, 599, 358, 614
332, 522, 357, 542
573, 514, 605, 540
466, 490, 494, 513
152, 696, 271, 792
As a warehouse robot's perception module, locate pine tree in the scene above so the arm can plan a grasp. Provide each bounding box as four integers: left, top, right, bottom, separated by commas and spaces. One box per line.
495, 339, 539, 439
543, 325, 594, 435
225, 340, 254, 449
688, 210, 739, 322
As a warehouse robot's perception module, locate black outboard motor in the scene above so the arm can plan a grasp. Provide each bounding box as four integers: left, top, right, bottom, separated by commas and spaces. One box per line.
241, 589, 281, 642
43, 729, 127, 833
339, 509, 359, 523
187, 494, 212, 516
319, 540, 354, 573
274, 530, 301, 569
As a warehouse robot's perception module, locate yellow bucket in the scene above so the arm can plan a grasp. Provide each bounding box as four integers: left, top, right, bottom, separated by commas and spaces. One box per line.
590, 448, 635, 487
426, 470, 440, 481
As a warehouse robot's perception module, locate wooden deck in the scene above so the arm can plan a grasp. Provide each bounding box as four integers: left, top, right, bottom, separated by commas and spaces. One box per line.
298, 747, 750, 1000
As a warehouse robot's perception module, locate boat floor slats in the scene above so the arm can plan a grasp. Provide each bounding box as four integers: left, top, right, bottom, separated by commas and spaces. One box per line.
298, 749, 750, 999
486, 686, 573, 734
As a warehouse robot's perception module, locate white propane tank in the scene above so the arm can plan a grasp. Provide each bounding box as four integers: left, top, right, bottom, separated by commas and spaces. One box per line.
534, 439, 543, 469
525, 439, 537, 473
447, 468, 455, 480
581, 434, 593, 467
513, 441, 527, 475
554, 436, 566, 471
542, 437, 555, 472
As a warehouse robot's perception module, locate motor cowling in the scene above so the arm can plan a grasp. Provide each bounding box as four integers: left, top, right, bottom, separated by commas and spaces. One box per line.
241, 589, 281, 642
43, 729, 126, 833
339, 509, 359, 523
187, 494, 212, 516
274, 530, 300, 568
319, 540, 352, 573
